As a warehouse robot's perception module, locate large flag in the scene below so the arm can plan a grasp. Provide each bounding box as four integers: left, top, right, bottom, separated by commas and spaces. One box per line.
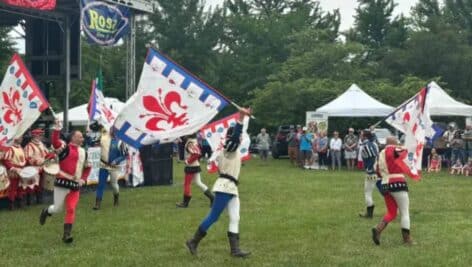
87, 70, 117, 131
0, 54, 49, 147
386, 87, 434, 180
1, 0, 56, 10
201, 113, 251, 173
113, 48, 229, 148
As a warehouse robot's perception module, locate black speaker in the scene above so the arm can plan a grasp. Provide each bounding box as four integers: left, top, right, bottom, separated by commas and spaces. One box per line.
140, 143, 173, 186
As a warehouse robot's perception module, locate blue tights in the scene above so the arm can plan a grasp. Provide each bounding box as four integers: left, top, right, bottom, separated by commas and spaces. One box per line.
199, 192, 234, 232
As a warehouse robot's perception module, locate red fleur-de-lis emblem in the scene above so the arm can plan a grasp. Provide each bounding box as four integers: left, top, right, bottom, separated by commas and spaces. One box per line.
140, 88, 189, 131
2, 87, 23, 126
100, 104, 115, 123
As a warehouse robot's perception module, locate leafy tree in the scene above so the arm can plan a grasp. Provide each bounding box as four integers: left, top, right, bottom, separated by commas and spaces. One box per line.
0, 27, 16, 73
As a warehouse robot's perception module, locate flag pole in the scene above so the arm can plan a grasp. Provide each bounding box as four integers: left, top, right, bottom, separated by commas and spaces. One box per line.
144, 45, 256, 119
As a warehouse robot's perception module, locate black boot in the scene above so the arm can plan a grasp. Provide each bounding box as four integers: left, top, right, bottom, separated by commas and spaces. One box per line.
93, 198, 102, 210
186, 227, 207, 255
39, 207, 51, 225
402, 228, 415, 245
62, 224, 74, 244
26, 194, 31, 206
372, 220, 388, 245
228, 232, 251, 258
176, 195, 191, 208
203, 189, 214, 207
36, 191, 43, 204
359, 205, 374, 218
113, 194, 119, 206
8, 200, 15, 211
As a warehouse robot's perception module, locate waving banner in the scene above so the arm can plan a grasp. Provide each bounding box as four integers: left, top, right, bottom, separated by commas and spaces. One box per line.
201, 113, 251, 173
0, 54, 49, 147
81, 0, 130, 46
385, 87, 433, 180
88, 70, 117, 131
1, 0, 56, 10
113, 48, 229, 149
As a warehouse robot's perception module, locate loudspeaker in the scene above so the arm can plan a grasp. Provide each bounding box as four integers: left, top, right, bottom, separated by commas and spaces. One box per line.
140, 143, 173, 186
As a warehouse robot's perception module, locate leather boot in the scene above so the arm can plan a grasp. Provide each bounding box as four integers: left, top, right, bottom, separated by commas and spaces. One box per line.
402, 228, 414, 245
15, 198, 24, 209
228, 232, 251, 258
176, 195, 191, 208
62, 224, 74, 244
359, 205, 374, 218
113, 194, 119, 206
8, 200, 15, 211
203, 189, 214, 207
93, 198, 102, 210
186, 227, 207, 255
26, 194, 31, 206
36, 191, 43, 204
39, 207, 51, 225
372, 220, 388, 245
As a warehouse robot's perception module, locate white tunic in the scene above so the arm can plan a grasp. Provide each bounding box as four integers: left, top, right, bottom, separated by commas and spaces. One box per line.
212, 149, 241, 196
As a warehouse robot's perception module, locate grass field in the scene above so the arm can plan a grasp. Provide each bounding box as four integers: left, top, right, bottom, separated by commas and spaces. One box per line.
0, 158, 471, 267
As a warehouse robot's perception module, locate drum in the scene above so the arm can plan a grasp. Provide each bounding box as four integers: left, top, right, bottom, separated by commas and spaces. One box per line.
43, 163, 59, 191
19, 166, 39, 190
0, 165, 9, 191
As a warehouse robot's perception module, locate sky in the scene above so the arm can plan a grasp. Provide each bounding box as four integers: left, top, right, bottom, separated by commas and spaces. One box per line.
206, 0, 420, 30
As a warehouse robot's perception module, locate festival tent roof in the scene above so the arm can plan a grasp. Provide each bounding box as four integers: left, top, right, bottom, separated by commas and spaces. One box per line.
427, 82, 472, 116
55, 98, 125, 126
315, 84, 395, 117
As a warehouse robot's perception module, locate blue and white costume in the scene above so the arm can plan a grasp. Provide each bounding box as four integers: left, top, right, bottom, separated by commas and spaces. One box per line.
359, 133, 380, 218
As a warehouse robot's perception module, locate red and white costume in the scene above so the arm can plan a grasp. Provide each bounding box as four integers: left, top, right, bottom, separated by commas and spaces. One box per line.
3, 144, 27, 207
24, 136, 50, 195
372, 144, 414, 245
46, 130, 90, 224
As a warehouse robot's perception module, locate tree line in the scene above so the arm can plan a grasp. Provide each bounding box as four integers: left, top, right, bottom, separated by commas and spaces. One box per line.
1, 0, 471, 130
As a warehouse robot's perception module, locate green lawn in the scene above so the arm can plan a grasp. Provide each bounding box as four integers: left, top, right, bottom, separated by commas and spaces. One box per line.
1, 158, 471, 267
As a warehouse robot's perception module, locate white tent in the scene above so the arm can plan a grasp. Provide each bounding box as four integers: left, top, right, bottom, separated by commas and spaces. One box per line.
55, 97, 125, 126
315, 84, 394, 117
427, 81, 472, 116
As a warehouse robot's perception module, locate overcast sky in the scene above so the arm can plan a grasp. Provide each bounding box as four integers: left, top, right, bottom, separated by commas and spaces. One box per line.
207, 0, 420, 30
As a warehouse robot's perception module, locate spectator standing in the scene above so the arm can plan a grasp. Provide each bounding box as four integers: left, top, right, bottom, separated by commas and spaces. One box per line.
286, 126, 300, 166
330, 131, 342, 170
463, 125, 472, 160
450, 131, 465, 164
198, 132, 212, 161
256, 128, 271, 162
442, 123, 457, 164
343, 128, 358, 170
316, 131, 328, 170
299, 127, 314, 169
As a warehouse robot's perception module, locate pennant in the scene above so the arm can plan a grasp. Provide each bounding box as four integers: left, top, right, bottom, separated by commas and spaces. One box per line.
0, 54, 49, 147
113, 48, 229, 149
87, 70, 117, 131
201, 113, 251, 173
1, 0, 56, 10
385, 87, 434, 180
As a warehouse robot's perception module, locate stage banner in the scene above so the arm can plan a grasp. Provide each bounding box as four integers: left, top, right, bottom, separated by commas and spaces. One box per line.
86, 147, 101, 184
1, 0, 56, 10
81, 0, 130, 46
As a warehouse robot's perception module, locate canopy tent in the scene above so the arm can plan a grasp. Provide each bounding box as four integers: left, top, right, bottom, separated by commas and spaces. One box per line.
427, 82, 472, 116
55, 98, 125, 126
315, 84, 394, 117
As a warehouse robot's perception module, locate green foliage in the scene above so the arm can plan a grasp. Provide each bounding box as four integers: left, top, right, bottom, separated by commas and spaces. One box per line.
0, 27, 16, 74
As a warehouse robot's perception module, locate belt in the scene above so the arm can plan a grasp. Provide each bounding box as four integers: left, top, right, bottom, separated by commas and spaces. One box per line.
219, 173, 239, 185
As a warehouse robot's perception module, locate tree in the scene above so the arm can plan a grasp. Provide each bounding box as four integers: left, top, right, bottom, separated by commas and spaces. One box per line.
0, 27, 16, 73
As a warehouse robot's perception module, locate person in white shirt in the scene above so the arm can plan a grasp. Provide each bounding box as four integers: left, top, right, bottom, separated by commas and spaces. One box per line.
330, 131, 342, 170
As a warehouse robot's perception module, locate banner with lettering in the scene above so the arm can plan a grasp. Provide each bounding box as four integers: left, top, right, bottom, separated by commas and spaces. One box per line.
86, 146, 101, 184
80, 0, 130, 46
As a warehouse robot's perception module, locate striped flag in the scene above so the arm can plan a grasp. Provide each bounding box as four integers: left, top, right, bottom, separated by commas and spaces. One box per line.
0, 54, 49, 148
113, 48, 229, 149
201, 113, 251, 173
87, 70, 117, 131
385, 87, 434, 180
